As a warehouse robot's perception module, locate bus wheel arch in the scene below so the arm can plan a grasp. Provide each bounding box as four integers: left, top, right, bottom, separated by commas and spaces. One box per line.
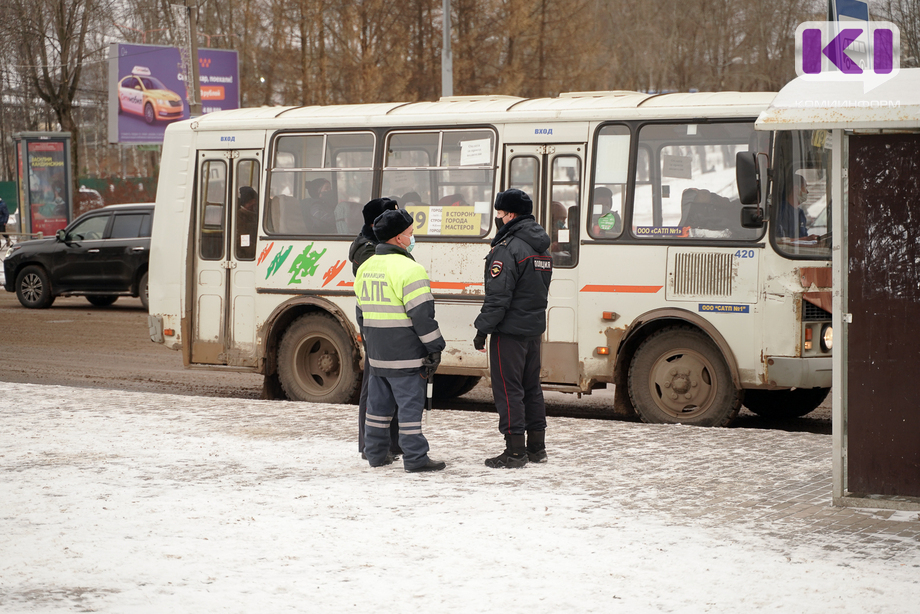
616, 310, 742, 427
262, 299, 362, 404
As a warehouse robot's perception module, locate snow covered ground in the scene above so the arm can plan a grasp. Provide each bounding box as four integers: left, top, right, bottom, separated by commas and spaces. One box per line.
1, 382, 918, 613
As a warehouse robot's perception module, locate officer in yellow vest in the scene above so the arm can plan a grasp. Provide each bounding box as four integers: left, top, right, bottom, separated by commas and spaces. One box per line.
355, 209, 447, 472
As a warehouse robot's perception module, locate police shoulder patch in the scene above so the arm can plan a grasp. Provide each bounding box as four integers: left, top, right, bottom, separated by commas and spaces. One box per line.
533, 256, 552, 272
490, 261, 504, 277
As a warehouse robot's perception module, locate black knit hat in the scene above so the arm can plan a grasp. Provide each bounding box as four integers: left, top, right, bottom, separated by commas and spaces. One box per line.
373, 209, 413, 242
362, 197, 398, 227
494, 189, 533, 215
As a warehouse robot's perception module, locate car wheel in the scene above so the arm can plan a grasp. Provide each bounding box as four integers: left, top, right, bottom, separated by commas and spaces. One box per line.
139, 272, 149, 311
144, 102, 155, 124
743, 387, 830, 419
628, 325, 741, 427
277, 314, 360, 404
15, 265, 55, 309
86, 295, 119, 307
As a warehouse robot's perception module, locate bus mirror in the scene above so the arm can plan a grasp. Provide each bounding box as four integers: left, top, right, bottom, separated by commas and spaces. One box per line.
741, 205, 764, 228
736, 151, 759, 205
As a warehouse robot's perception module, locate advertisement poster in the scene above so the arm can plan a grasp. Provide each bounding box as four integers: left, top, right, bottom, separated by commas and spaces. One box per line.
26, 141, 70, 236
108, 43, 240, 144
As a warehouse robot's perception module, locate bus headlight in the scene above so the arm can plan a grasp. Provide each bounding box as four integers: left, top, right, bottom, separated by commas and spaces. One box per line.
821, 324, 833, 352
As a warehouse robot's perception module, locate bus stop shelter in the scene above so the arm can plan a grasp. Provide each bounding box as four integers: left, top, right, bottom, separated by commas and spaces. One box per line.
757, 69, 920, 510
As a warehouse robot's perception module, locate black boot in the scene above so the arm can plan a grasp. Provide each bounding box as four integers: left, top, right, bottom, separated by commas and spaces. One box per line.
526, 429, 547, 463
485, 434, 528, 468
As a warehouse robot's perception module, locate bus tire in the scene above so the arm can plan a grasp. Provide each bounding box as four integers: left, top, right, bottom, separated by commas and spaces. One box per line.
277, 313, 360, 404
432, 375, 481, 400
743, 387, 830, 419
628, 326, 741, 427
15, 265, 55, 309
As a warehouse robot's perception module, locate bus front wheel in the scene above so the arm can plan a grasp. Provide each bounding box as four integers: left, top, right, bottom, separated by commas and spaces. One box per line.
743, 387, 830, 419
628, 326, 741, 427
277, 314, 360, 404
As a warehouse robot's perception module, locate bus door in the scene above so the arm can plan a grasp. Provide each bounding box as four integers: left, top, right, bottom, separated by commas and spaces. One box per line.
504, 143, 584, 384
191, 150, 263, 367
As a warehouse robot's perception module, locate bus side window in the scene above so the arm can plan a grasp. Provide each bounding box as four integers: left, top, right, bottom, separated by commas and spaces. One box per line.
549, 155, 580, 267
199, 159, 226, 261
235, 158, 260, 261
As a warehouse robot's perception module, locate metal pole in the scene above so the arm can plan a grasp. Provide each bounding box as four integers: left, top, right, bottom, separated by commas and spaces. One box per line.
441, 0, 453, 98
187, 0, 203, 117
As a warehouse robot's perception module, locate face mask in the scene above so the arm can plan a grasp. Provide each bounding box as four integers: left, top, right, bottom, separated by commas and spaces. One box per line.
405, 234, 416, 252
495, 216, 505, 230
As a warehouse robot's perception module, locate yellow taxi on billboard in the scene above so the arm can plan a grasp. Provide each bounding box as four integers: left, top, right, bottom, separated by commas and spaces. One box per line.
117, 66, 184, 124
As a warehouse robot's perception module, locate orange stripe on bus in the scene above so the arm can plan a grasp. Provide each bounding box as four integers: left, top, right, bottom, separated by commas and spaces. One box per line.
338, 281, 354, 287
581, 285, 663, 293
431, 282, 482, 290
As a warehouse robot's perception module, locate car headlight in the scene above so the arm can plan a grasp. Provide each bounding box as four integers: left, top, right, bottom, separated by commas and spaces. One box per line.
821, 324, 833, 352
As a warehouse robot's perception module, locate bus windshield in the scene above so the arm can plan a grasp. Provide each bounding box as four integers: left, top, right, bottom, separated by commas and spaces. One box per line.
772, 130, 832, 259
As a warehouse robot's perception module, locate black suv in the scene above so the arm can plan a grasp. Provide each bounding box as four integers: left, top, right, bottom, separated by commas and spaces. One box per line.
3, 203, 154, 310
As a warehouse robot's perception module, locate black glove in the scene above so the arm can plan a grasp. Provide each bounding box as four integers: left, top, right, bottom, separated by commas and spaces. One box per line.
421, 351, 441, 378
473, 332, 487, 351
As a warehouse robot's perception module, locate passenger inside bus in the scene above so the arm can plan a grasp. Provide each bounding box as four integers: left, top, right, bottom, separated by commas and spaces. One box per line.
237, 185, 258, 260
549, 201, 576, 266
303, 177, 336, 234
401, 191, 423, 206
591, 187, 622, 237
678, 188, 740, 238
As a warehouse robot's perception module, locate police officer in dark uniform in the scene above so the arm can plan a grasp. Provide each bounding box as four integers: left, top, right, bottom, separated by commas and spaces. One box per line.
473, 189, 553, 468
349, 197, 400, 459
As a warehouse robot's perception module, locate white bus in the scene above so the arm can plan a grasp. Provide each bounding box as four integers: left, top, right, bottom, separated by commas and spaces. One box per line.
147, 90, 833, 427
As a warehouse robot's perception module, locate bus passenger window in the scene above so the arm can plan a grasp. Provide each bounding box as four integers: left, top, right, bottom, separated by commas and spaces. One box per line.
267, 132, 374, 236
633, 122, 760, 241
590, 124, 629, 239
383, 129, 495, 238
509, 156, 539, 201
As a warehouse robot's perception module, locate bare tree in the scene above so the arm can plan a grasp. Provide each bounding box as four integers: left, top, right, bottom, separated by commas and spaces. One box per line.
882, 0, 920, 66
6, 0, 114, 199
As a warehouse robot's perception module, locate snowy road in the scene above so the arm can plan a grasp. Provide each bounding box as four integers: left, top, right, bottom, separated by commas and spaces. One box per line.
1, 382, 917, 612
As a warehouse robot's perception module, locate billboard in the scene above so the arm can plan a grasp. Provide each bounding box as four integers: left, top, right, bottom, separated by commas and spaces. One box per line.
108, 43, 240, 144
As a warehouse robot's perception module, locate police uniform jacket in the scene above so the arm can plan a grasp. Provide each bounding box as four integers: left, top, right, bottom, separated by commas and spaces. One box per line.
355, 243, 446, 377
348, 225, 377, 275
474, 215, 553, 338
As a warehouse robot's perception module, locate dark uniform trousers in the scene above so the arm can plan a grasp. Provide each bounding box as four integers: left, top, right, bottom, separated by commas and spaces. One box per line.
364, 372, 431, 469
357, 353, 400, 455
490, 333, 547, 435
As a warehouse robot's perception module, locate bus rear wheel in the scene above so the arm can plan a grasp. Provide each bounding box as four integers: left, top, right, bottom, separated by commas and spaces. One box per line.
628, 326, 741, 427
432, 375, 481, 400
278, 314, 360, 404
743, 387, 830, 419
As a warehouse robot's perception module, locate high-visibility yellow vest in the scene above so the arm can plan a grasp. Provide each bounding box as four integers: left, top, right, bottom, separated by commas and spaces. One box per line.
355, 247, 445, 376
